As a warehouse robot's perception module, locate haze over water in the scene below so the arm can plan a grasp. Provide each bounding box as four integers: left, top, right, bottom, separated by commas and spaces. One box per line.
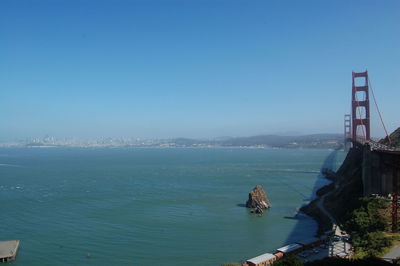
0, 148, 345, 265
1, 1, 397, 265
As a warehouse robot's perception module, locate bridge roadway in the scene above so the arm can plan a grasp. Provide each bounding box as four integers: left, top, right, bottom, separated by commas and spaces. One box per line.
354, 138, 400, 153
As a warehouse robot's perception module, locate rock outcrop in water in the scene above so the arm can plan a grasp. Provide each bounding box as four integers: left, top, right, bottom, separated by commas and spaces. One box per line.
246, 185, 271, 214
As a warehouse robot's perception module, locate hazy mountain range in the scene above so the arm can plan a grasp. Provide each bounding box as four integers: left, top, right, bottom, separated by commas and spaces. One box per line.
169, 133, 343, 149
1, 133, 344, 149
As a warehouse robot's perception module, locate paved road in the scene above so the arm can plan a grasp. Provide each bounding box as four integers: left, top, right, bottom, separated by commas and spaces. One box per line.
383, 245, 400, 261
298, 185, 353, 263
299, 238, 352, 263
316, 190, 337, 225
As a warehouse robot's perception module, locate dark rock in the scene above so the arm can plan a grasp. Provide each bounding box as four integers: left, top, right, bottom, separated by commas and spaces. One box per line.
255, 205, 264, 214
246, 185, 271, 210
250, 206, 264, 214
321, 168, 337, 181
300, 199, 332, 235
316, 182, 335, 197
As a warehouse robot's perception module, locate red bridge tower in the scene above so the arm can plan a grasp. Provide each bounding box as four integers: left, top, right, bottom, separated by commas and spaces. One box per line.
352, 71, 370, 141
344, 114, 351, 151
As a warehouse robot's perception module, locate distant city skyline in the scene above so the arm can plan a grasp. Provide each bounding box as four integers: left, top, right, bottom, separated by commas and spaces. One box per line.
1, 0, 399, 141
0, 132, 344, 150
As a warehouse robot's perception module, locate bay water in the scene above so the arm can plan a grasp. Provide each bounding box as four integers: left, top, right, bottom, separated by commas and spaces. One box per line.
0, 148, 345, 265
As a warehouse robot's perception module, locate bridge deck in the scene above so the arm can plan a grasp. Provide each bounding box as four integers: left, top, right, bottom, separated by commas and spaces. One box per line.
354, 139, 400, 153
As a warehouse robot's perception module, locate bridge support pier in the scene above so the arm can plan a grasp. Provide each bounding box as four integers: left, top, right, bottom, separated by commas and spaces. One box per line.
392, 167, 400, 233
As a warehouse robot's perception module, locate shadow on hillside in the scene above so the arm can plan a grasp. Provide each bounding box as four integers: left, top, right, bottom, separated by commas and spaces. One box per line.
283, 148, 341, 244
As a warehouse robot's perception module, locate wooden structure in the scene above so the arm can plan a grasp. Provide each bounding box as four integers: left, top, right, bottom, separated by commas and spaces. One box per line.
0, 240, 20, 263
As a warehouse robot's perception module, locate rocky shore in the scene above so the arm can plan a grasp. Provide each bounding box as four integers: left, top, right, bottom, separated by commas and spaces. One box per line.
300, 178, 335, 234
301, 143, 364, 234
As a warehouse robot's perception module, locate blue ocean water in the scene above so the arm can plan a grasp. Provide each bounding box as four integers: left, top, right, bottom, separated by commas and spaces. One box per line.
0, 148, 345, 265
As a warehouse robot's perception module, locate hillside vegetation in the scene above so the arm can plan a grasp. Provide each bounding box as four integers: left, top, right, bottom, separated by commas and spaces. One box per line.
343, 197, 392, 258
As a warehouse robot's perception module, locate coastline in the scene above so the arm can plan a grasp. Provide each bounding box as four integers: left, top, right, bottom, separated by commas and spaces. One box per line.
300, 177, 336, 235
235, 151, 349, 265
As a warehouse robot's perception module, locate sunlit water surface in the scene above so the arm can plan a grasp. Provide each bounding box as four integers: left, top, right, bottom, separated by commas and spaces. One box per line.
0, 148, 345, 265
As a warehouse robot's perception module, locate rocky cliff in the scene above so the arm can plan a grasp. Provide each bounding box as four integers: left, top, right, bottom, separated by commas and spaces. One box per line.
301, 143, 364, 233
302, 127, 400, 235
323, 143, 364, 223
246, 185, 271, 213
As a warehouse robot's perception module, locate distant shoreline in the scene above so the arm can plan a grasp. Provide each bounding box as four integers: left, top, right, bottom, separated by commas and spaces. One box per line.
0, 145, 342, 150
0, 133, 344, 150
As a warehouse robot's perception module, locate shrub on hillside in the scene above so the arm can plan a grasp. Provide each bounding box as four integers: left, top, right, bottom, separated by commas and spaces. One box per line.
343, 197, 391, 257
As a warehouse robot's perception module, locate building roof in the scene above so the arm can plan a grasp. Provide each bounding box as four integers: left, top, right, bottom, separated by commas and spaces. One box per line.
276, 243, 302, 253
0, 240, 20, 258
295, 237, 320, 246
246, 253, 276, 264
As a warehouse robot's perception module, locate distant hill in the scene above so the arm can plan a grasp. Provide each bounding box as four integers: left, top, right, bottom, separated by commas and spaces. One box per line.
219, 134, 343, 148
169, 134, 343, 149
169, 138, 210, 146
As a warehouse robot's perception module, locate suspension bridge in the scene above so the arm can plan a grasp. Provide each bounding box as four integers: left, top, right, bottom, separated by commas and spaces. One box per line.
344, 70, 400, 232
344, 70, 398, 152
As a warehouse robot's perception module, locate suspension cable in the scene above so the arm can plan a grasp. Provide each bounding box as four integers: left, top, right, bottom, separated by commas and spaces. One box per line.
368, 76, 392, 145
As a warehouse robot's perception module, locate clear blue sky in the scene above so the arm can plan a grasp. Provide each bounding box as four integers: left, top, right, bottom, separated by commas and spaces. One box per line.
1, 0, 399, 141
